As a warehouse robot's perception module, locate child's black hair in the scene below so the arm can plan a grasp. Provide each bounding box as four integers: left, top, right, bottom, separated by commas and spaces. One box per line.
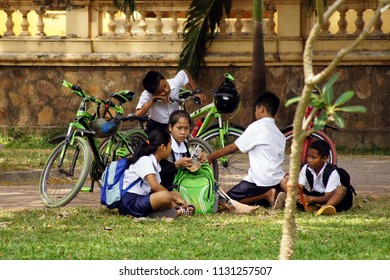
254, 91, 280, 117
142, 70, 166, 94
168, 110, 192, 127
127, 129, 171, 165
309, 140, 330, 158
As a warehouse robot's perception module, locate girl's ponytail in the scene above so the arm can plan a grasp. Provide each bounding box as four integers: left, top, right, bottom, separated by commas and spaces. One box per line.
127, 129, 171, 166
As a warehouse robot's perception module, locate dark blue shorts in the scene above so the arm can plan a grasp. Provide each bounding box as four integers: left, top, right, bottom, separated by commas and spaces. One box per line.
226, 180, 281, 205
302, 188, 352, 212
118, 192, 153, 217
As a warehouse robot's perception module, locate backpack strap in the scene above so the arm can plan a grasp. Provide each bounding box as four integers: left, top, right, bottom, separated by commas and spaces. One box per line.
322, 164, 336, 188
305, 163, 336, 191
121, 177, 142, 195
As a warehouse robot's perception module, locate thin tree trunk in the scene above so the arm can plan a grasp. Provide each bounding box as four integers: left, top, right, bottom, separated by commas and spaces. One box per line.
252, 0, 266, 119
278, 0, 387, 260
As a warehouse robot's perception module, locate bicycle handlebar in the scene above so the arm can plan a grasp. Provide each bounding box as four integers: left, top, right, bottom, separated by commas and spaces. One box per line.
62, 80, 127, 113
122, 113, 149, 123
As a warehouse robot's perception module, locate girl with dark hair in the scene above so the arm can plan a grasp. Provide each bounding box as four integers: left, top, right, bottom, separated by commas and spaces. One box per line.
118, 129, 194, 218
161, 110, 259, 214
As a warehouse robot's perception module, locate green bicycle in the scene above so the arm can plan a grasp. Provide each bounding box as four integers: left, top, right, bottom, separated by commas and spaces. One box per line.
39, 80, 147, 208
173, 73, 247, 191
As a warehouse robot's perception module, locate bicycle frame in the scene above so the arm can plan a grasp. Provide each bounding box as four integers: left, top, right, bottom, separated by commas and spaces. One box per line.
59, 81, 137, 189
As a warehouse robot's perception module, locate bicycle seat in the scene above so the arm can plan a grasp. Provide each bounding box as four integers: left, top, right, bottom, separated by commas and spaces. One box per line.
123, 113, 149, 123
110, 90, 135, 104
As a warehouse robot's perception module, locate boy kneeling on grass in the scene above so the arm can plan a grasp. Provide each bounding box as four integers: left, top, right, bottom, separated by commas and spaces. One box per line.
297, 140, 353, 216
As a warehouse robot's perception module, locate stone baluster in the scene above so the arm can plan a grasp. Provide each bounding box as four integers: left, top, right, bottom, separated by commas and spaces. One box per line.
219, 14, 227, 36
371, 14, 383, 35
36, 10, 46, 37
170, 11, 179, 37
353, 8, 365, 36
19, 10, 31, 36
320, 19, 331, 36
154, 12, 163, 36
138, 11, 148, 36
234, 10, 243, 35
124, 12, 132, 37
5, 10, 15, 36
106, 11, 117, 37
267, 7, 276, 35
336, 7, 348, 35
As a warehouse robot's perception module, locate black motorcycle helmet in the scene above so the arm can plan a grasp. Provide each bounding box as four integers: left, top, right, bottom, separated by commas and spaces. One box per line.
91, 117, 120, 138
213, 78, 240, 114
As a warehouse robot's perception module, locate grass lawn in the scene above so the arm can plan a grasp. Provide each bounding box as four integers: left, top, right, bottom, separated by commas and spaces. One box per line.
1, 135, 389, 260
1, 195, 389, 260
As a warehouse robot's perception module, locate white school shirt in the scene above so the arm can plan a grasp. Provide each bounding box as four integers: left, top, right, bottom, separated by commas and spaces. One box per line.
234, 117, 286, 187
299, 163, 341, 193
136, 70, 189, 124
122, 154, 161, 196
170, 135, 188, 161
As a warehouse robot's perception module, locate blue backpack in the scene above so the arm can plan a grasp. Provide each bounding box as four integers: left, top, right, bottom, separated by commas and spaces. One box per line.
101, 158, 141, 209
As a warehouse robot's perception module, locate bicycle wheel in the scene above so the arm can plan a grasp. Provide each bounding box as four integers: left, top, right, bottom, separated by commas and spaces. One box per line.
39, 136, 91, 208
96, 130, 148, 186
99, 130, 148, 163
283, 130, 337, 173
199, 127, 247, 192
187, 137, 219, 180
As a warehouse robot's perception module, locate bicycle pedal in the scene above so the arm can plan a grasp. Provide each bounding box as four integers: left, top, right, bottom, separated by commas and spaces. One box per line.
80, 187, 91, 192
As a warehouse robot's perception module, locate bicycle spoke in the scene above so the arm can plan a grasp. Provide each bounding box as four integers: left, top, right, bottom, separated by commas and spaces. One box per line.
39, 137, 91, 207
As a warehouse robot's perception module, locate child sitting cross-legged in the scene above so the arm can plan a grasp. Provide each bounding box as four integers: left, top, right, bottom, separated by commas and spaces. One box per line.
118, 129, 194, 218
297, 140, 353, 216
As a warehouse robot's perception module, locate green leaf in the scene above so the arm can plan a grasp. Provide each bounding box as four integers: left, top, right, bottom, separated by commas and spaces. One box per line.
334, 112, 346, 128
322, 73, 339, 106
334, 91, 355, 107
285, 96, 301, 107
314, 112, 328, 130
113, 0, 135, 15
337, 105, 367, 113
179, 0, 232, 78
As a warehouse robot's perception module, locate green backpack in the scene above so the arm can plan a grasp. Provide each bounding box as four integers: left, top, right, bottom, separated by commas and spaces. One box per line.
174, 163, 218, 214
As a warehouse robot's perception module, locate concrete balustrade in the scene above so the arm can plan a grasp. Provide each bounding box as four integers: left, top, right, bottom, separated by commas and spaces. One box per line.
0, 0, 388, 66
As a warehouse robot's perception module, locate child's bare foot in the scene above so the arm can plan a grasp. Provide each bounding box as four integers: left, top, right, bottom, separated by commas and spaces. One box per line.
230, 200, 259, 214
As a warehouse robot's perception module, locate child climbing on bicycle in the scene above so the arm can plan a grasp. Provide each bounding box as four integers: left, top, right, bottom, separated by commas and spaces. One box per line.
297, 140, 353, 216
135, 69, 204, 135
207, 91, 287, 209
118, 129, 194, 218
162, 110, 259, 214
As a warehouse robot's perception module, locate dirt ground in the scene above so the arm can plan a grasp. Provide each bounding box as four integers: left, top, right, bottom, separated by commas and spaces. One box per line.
0, 154, 389, 211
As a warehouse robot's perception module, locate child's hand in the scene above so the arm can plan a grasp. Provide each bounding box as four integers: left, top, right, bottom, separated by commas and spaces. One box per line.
297, 191, 308, 206
153, 95, 170, 103
176, 157, 193, 169
197, 152, 208, 163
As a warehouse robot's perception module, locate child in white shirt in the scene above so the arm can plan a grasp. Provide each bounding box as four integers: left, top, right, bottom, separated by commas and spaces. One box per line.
207, 91, 287, 209
135, 69, 201, 135
119, 129, 194, 218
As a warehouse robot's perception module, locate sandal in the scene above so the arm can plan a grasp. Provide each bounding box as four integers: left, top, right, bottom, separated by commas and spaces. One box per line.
272, 192, 286, 210
177, 205, 195, 216
316, 205, 337, 216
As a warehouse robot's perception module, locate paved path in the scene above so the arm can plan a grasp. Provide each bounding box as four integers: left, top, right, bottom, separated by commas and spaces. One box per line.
0, 155, 389, 211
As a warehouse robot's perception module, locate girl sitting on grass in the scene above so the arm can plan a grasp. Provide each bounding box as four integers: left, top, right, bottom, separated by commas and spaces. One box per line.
160, 110, 259, 214
118, 129, 194, 218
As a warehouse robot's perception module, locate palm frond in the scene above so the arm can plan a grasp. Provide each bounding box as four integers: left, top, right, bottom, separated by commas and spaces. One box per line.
179, 0, 232, 78
113, 0, 135, 15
